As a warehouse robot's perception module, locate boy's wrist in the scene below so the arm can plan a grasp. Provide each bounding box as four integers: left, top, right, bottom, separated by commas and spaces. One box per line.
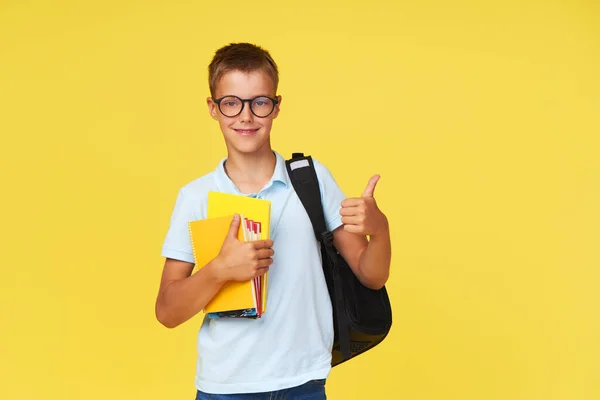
206, 257, 228, 285
370, 216, 390, 240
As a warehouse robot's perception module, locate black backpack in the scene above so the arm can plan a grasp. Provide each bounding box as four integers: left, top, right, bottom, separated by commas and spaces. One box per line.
285, 152, 393, 367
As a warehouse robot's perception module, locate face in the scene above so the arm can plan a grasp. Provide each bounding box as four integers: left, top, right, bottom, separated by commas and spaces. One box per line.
207, 69, 282, 156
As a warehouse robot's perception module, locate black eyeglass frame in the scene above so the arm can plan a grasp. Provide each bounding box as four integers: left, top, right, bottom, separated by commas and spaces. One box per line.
212, 95, 279, 118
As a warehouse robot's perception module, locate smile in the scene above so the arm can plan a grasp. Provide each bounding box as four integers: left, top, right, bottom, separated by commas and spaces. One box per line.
234, 128, 259, 136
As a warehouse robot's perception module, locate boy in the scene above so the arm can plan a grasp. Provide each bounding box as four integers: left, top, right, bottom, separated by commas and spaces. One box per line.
155, 43, 391, 399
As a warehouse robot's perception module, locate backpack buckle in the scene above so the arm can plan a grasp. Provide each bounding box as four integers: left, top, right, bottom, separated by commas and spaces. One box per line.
321, 231, 334, 247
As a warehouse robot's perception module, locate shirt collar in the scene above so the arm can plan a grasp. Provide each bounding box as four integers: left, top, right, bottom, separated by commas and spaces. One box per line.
214, 150, 289, 195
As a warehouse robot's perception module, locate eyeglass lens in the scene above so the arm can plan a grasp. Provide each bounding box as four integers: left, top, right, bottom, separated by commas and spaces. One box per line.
219, 96, 275, 117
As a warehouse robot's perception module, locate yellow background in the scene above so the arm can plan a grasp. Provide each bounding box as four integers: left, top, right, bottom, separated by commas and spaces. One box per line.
1, 0, 599, 399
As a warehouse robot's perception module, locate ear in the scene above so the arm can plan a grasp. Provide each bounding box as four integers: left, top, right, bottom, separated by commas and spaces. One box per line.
207, 97, 219, 120
272, 95, 282, 119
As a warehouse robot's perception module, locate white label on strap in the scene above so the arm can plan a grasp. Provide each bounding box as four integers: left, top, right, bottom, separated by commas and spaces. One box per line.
290, 159, 309, 170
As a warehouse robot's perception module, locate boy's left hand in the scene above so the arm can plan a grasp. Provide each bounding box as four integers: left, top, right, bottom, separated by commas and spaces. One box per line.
340, 174, 389, 237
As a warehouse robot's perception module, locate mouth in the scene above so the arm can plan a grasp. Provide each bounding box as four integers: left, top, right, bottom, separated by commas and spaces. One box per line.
233, 128, 259, 136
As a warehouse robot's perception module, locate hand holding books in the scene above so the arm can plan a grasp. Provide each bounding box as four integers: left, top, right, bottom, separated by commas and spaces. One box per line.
187, 192, 272, 318
214, 214, 274, 283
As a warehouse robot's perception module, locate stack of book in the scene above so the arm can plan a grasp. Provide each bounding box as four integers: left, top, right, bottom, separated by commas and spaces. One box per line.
188, 191, 271, 319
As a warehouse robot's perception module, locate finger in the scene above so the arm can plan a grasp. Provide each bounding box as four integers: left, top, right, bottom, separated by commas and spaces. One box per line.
341, 198, 363, 208
362, 174, 380, 197
257, 258, 273, 269
343, 224, 363, 234
252, 239, 274, 249
227, 214, 241, 239
256, 248, 275, 259
254, 266, 270, 277
340, 206, 360, 217
341, 216, 362, 226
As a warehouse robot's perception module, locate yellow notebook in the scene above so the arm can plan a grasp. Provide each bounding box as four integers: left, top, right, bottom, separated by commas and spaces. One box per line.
207, 191, 271, 317
187, 192, 271, 318
187, 214, 255, 317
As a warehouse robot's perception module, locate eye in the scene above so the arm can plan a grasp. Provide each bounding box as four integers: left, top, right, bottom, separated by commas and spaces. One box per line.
220, 96, 241, 108
253, 97, 272, 107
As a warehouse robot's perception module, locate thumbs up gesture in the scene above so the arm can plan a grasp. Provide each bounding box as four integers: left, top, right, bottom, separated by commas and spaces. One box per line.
340, 175, 389, 236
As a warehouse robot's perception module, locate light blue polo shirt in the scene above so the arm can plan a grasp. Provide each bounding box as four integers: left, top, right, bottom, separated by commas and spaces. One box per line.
161, 150, 346, 394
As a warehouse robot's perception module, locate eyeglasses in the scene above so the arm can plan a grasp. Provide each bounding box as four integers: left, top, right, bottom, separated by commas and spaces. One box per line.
212, 95, 279, 118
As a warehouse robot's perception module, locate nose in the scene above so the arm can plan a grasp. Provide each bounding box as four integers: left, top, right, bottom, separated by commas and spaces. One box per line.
239, 100, 254, 122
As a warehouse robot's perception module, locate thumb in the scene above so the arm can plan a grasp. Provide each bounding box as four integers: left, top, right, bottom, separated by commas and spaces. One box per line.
362, 174, 380, 197
227, 214, 241, 240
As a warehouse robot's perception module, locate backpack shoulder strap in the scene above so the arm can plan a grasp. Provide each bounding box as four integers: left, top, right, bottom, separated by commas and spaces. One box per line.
284, 153, 331, 245
285, 152, 351, 361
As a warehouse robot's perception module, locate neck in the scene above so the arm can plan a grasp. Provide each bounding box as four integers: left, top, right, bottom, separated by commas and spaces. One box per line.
224, 147, 277, 194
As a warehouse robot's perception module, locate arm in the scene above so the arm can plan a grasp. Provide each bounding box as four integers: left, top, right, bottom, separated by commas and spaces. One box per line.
155, 258, 225, 329
333, 219, 391, 290
155, 214, 273, 328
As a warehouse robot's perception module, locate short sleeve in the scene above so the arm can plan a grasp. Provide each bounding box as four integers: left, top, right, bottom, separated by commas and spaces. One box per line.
313, 159, 346, 233
161, 187, 196, 263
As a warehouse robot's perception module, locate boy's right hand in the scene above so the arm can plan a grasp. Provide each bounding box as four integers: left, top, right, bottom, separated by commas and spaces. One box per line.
213, 214, 274, 283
